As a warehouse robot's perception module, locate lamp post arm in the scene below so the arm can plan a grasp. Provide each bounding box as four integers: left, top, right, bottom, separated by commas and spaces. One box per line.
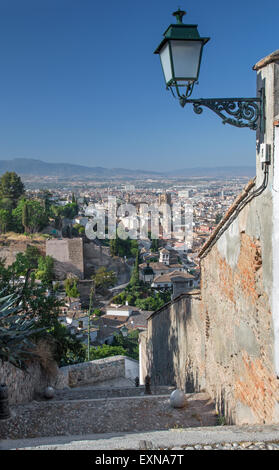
179, 96, 263, 131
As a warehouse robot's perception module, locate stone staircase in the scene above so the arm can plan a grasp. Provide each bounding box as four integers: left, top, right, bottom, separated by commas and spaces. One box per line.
43, 384, 176, 401
0, 379, 217, 441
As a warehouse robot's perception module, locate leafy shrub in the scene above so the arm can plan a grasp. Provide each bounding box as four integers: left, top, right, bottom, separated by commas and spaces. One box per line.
88, 344, 127, 361
0, 292, 44, 369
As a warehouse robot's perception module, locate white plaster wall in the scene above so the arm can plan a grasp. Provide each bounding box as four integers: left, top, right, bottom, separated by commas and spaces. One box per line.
216, 217, 241, 269
124, 357, 139, 381
106, 309, 131, 317
139, 341, 143, 385
272, 125, 279, 376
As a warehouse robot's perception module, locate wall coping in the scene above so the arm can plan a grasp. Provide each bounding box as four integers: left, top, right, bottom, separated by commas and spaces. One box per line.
59, 355, 127, 372
147, 290, 201, 322
198, 178, 256, 259
253, 50, 279, 71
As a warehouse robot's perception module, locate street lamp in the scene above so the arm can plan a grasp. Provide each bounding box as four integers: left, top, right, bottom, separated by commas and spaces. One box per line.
154, 9, 209, 99
154, 9, 264, 131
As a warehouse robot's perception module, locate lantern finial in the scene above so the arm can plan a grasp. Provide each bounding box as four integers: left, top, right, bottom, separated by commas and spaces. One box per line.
172, 8, 186, 24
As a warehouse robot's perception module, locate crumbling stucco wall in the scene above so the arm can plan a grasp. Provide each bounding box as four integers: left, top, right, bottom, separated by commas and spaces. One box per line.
144, 191, 278, 425
200, 192, 278, 425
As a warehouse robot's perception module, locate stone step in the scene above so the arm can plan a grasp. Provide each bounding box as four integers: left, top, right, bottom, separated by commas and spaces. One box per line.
0, 392, 216, 440
41, 385, 175, 401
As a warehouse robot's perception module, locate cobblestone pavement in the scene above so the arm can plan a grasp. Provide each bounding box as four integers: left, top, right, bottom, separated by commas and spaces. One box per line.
2, 425, 279, 450
164, 442, 279, 450
0, 393, 216, 440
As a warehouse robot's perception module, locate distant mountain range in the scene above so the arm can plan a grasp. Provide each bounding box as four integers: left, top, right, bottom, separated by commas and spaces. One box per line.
0, 158, 255, 179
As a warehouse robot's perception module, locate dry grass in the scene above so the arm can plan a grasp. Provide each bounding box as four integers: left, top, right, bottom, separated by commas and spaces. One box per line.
0, 232, 46, 242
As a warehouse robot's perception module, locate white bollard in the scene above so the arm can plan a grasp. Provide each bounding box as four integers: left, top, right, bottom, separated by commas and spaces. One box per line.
44, 386, 55, 399
170, 389, 186, 408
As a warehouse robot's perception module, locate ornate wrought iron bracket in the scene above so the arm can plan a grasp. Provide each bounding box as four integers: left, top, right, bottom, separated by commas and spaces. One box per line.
179, 96, 263, 131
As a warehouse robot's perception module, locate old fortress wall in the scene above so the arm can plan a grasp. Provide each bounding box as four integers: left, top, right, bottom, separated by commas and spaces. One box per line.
46, 238, 84, 279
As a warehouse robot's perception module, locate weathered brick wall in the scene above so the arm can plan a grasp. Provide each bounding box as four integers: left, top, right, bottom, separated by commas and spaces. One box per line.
200, 200, 279, 425
144, 191, 279, 425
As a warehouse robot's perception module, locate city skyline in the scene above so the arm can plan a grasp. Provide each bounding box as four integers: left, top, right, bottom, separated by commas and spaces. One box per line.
0, 0, 277, 171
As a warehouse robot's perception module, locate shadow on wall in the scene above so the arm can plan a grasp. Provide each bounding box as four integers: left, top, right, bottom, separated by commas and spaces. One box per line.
146, 295, 203, 392
184, 357, 201, 394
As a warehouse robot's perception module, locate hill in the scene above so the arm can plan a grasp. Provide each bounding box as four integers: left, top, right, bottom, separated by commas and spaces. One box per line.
0, 158, 255, 179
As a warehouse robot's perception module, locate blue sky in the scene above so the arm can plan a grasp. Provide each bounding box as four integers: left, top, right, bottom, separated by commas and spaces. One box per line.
0, 0, 277, 171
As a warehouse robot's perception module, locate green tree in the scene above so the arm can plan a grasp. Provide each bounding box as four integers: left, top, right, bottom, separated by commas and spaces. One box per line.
22, 201, 29, 233
110, 234, 138, 259
8, 246, 41, 279
0, 197, 14, 212
130, 240, 139, 258
92, 267, 116, 290
35, 255, 54, 286
92, 308, 103, 318
50, 204, 64, 230
0, 209, 12, 233
129, 250, 140, 287
64, 278, 80, 303
39, 190, 52, 215
111, 284, 171, 312
11, 252, 31, 277
112, 329, 139, 360
0, 258, 12, 291
88, 344, 127, 361
61, 202, 79, 219
48, 323, 86, 366
0, 172, 25, 208
112, 291, 127, 305
25, 245, 41, 268
13, 199, 49, 233
72, 223, 85, 236
151, 238, 159, 252
0, 263, 85, 367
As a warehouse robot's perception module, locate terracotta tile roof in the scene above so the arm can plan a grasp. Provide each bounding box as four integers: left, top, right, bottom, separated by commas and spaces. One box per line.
153, 270, 195, 284
106, 305, 132, 311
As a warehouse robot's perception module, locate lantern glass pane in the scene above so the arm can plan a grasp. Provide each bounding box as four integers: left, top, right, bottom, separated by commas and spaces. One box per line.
170, 40, 202, 80
159, 42, 173, 84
